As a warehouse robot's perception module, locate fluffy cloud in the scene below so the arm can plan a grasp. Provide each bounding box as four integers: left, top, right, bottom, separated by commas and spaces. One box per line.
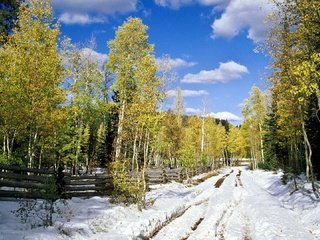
155, 0, 275, 42
211, 0, 276, 42
167, 89, 208, 97
185, 109, 242, 121
186, 107, 202, 115
181, 61, 248, 84
169, 58, 197, 69
80, 48, 108, 69
157, 57, 197, 70
52, 0, 137, 24
208, 111, 242, 121
154, 0, 224, 9
155, 0, 193, 9
59, 13, 104, 25
198, 0, 227, 6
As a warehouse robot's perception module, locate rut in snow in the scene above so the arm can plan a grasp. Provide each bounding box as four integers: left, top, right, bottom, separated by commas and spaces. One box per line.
180, 216, 205, 240
147, 199, 208, 239
151, 170, 233, 240
214, 170, 233, 188
215, 170, 252, 240
235, 170, 243, 187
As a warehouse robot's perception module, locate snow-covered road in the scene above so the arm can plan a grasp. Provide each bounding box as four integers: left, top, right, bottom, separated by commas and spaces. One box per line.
152, 169, 317, 240
1, 167, 319, 240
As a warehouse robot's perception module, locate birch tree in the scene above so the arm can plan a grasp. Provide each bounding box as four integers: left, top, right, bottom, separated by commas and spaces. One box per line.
0, 0, 65, 167
242, 86, 266, 168
107, 18, 163, 206
266, 0, 319, 189
62, 39, 106, 174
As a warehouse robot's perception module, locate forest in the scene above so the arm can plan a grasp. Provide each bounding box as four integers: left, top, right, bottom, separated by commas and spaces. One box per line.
0, 0, 319, 203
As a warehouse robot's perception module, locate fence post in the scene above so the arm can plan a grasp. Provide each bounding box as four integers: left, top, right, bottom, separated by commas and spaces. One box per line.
55, 165, 65, 197
162, 168, 167, 184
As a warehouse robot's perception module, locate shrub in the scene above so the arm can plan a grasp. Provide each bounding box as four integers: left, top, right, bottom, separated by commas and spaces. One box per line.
110, 160, 143, 205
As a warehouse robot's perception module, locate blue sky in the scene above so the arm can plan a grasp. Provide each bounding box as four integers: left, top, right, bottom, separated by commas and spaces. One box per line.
52, 0, 275, 123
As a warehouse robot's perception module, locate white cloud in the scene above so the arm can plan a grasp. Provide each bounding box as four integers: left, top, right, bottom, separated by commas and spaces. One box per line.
157, 57, 197, 70
53, 0, 137, 24
186, 107, 202, 115
154, 0, 225, 9
154, 0, 276, 42
208, 111, 242, 121
53, 0, 137, 14
169, 58, 197, 69
80, 48, 108, 69
181, 61, 248, 84
155, 0, 193, 9
185, 108, 242, 120
211, 0, 276, 42
59, 13, 104, 25
167, 89, 208, 97
198, 0, 228, 6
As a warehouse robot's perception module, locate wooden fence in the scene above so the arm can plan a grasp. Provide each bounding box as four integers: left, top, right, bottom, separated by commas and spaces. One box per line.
145, 166, 211, 185
216, 158, 253, 167
0, 165, 212, 199
0, 164, 113, 199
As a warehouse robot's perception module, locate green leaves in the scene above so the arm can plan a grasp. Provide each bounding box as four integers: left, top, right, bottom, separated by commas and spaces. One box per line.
0, 0, 65, 166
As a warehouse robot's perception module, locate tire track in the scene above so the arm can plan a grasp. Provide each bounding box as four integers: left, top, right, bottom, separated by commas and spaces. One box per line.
215, 170, 247, 240
149, 199, 208, 239
235, 170, 243, 187
215, 170, 233, 188
242, 215, 252, 240
152, 170, 234, 240
151, 197, 211, 240
215, 198, 241, 240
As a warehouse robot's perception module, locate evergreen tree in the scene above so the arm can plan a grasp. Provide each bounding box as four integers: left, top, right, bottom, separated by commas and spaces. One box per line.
0, 0, 21, 44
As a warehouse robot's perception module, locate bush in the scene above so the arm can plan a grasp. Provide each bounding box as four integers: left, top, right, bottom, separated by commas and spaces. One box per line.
258, 158, 279, 171
110, 160, 143, 205
0, 155, 23, 165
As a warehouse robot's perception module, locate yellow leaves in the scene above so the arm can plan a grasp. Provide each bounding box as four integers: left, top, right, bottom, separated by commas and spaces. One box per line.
108, 17, 163, 157
107, 17, 157, 106
0, 0, 64, 138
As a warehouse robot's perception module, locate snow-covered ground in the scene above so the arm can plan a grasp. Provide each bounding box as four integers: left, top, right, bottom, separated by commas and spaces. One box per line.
0, 167, 319, 240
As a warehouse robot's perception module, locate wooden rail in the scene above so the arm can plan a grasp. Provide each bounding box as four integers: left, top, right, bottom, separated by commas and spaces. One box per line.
215, 159, 253, 167
0, 165, 113, 199
145, 166, 211, 185
0, 165, 212, 199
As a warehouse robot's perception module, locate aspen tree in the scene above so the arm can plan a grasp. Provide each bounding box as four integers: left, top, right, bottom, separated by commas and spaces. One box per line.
0, 0, 65, 167
107, 18, 163, 206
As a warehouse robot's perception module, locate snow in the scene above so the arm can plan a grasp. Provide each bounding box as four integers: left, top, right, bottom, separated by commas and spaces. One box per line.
0, 167, 319, 240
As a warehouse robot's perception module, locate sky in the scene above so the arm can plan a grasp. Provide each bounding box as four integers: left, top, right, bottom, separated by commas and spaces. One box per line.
51, 0, 276, 124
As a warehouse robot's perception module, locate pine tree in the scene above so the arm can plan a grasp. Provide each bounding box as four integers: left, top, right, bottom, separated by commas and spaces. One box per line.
0, 0, 21, 44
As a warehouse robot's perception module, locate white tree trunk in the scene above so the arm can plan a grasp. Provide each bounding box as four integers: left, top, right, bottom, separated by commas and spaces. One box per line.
115, 102, 126, 160
299, 106, 315, 191
201, 116, 205, 153
28, 130, 37, 168
259, 122, 265, 163
132, 132, 138, 172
